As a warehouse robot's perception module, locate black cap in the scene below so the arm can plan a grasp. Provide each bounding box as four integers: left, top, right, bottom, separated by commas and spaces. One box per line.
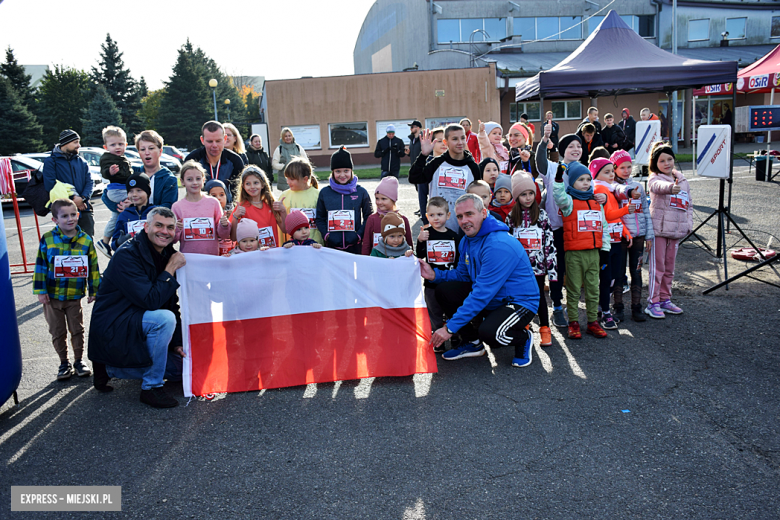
330, 146, 353, 171
408, 120, 423, 128
126, 172, 152, 197
59, 129, 80, 146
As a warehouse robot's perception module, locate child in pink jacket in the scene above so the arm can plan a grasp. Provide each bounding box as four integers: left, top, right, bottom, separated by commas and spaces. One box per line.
645, 142, 692, 319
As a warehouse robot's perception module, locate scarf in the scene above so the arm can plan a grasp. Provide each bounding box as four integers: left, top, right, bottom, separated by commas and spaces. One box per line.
494, 143, 509, 162
279, 139, 301, 165
329, 175, 358, 194
566, 185, 595, 201
376, 236, 410, 258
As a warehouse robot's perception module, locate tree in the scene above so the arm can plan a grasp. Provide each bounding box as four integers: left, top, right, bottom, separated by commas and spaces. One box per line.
157, 40, 212, 149
34, 65, 91, 147
91, 34, 142, 136
81, 84, 123, 146
138, 88, 165, 131
0, 46, 35, 107
0, 76, 44, 155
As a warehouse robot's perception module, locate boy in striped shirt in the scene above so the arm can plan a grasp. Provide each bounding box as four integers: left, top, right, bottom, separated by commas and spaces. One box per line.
34, 199, 100, 381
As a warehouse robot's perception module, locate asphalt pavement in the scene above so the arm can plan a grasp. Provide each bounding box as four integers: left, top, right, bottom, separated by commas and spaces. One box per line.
1, 163, 779, 519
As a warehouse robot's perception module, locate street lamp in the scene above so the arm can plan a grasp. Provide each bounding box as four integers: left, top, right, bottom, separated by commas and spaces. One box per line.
208, 78, 218, 120
224, 98, 231, 122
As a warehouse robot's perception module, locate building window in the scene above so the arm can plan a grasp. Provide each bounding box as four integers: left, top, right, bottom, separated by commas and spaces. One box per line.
285, 125, 321, 150
688, 19, 709, 42
587, 16, 605, 36
510, 102, 541, 123
515, 17, 582, 41
425, 117, 466, 130
589, 15, 654, 37
329, 122, 368, 148
772, 16, 780, 38
437, 18, 506, 43
550, 100, 582, 120
725, 18, 746, 40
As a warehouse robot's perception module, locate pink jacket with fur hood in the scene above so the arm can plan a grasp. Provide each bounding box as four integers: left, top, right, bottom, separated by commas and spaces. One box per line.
648, 171, 692, 239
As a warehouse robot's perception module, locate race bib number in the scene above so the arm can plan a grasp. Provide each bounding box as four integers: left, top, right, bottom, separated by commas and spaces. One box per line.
258, 226, 276, 248
608, 222, 624, 243
127, 219, 146, 238
514, 227, 543, 251
499, 161, 509, 175
577, 210, 603, 232
373, 232, 382, 248
54, 255, 88, 278
427, 240, 455, 264
293, 208, 316, 228
184, 217, 215, 240
437, 167, 467, 190
328, 210, 355, 232
670, 190, 690, 211
218, 238, 234, 256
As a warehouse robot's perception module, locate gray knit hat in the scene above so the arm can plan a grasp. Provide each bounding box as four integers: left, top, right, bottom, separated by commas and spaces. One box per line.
58, 129, 80, 146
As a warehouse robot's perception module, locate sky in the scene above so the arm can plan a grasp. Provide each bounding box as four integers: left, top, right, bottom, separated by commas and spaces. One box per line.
0, 0, 376, 90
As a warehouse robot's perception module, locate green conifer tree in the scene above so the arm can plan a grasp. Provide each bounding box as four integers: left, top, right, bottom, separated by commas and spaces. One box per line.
0, 76, 44, 155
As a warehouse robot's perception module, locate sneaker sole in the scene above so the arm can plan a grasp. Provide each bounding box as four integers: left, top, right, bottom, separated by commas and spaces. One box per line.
601, 322, 618, 330
644, 308, 666, 319
75, 370, 91, 377
57, 372, 73, 381
512, 332, 534, 367
660, 308, 683, 315
442, 349, 485, 361
95, 243, 112, 259
586, 330, 608, 338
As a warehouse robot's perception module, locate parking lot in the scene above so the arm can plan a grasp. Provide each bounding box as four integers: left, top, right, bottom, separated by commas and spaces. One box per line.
1, 162, 779, 518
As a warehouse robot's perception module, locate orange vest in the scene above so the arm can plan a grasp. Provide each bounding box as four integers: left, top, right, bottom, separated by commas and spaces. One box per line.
562, 198, 603, 251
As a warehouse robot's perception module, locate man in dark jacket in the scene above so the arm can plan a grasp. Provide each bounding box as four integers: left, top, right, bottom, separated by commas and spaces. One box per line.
184, 121, 245, 200
246, 134, 273, 182
88, 207, 187, 408
43, 130, 94, 236
407, 120, 423, 165
601, 113, 626, 154
374, 124, 406, 178
619, 108, 637, 153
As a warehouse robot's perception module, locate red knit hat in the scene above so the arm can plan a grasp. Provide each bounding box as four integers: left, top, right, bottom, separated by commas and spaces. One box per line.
589, 158, 612, 179
285, 210, 310, 237
610, 150, 632, 169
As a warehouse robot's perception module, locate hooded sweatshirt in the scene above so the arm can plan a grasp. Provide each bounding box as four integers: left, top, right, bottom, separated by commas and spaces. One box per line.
433, 214, 539, 332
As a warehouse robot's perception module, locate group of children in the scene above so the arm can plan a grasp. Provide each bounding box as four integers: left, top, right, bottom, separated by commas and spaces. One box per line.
35, 117, 694, 381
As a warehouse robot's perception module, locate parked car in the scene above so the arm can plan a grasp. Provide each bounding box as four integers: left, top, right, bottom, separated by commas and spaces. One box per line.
3, 153, 107, 205
124, 148, 181, 173
79, 146, 141, 185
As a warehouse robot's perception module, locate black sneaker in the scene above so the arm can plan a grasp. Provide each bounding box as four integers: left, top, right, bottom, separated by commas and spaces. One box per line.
95, 239, 112, 259
93, 362, 113, 393
552, 308, 568, 328
73, 359, 91, 377
57, 362, 73, 381
631, 304, 647, 322
612, 305, 625, 323
140, 387, 179, 408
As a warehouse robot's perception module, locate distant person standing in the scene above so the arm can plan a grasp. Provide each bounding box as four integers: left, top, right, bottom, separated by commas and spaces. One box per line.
374, 124, 406, 178
43, 130, 94, 236
619, 108, 637, 155
246, 134, 273, 182
224, 123, 248, 165
461, 118, 481, 162
272, 127, 309, 191
407, 120, 423, 165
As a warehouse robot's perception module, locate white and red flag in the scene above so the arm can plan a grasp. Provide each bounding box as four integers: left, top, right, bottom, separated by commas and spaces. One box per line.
178, 247, 435, 397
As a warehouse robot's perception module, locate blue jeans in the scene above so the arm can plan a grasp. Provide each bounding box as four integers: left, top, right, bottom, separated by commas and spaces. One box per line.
106, 310, 182, 390
103, 188, 127, 240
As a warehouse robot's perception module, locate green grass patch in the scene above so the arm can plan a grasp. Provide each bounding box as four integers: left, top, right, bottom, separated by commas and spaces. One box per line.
314, 167, 411, 181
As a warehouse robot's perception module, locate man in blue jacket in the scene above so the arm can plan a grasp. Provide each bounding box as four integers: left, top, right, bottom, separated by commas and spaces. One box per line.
420, 193, 539, 367
88, 207, 186, 408
43, 130, 94, 236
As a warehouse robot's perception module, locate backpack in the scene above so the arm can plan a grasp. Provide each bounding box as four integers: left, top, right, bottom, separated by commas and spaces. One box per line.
22, 169, 50, 217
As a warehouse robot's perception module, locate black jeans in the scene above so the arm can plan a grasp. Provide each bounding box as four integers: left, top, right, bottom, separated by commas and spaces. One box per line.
613, 237, 645, 307
435, 281, 535, 358
535, 275, 550, 327
78, 210, 94, 237
549, 228, 565, 308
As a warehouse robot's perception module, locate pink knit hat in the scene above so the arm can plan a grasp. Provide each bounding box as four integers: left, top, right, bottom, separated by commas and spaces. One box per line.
285, 210, 310, 237
375, 176, 399, 202
511, 171, 536, 201
236, 218, 259, 242
610, 149, 632, 169
589, 158, 613, 179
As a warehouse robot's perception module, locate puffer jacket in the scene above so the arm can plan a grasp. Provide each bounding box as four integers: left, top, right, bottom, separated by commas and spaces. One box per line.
648, 172, 692, 240
614, 177, 654, 240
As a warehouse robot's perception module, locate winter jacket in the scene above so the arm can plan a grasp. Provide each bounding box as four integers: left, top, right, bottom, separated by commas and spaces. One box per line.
614, 177, 654, 240
477, 131, 509, 173
648, 172, 692, 240
408, 134, 422, 165
577, 133, 605, 165
315, 184, 373, 250
433, 215, 539, 332
246, 146, 273, 182
33, 226, 100, 301
553, 182, 610, 252
408, 151, 481, 232
594, 181, 632, 244
184, 147, 245, 201
415, 227, 460, 288
601, 125, 625, 153
507, 148, 538, 178
148, 167, 179, 209
88, 230, 182, 369
43, 145, 93, 200
112, 204, 159, 251
374, 135, 406, 175
535, 139, 569, 230
466, 131, 481, 163
506, 208, 557, 280
542, 120, 560, 147
576, 117, 602, 135
619, 115, 637, 150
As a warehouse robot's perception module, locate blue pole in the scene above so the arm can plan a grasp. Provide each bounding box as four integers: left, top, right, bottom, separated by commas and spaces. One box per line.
212, 89, 218, 120
0, 212, 23, 407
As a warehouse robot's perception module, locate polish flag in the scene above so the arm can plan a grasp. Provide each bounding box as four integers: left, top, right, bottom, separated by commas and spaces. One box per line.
178, 247, 435, 397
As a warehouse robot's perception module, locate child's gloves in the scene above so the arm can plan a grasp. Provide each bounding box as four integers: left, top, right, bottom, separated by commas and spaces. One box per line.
555, 164, 565, 183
